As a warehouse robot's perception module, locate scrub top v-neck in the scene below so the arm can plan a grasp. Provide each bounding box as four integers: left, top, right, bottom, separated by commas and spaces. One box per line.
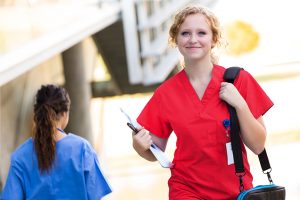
137, 65, 273, 199
181, 66, 220, 113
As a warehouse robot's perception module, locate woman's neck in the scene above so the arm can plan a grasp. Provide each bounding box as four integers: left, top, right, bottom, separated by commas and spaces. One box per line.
183, 60, 214, 100
184, 60, 214, 82
55, 127, 66, 141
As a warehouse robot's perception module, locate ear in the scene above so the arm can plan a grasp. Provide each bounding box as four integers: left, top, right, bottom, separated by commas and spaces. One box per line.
61, 111, 66, 117
60, 111, 68, 120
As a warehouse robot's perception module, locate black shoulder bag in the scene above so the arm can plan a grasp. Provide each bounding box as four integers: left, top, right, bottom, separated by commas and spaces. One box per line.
224, 67, 286, 200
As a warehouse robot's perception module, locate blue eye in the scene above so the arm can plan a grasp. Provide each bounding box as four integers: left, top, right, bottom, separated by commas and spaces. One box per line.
198, 31, 206, 35
181, 32, 190, 36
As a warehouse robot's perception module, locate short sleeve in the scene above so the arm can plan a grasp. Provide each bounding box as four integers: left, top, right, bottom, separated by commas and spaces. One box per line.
137, 90, 172, 138
83, 143, 112, 200
1, 161, 24, 200
235, 69, 274, 118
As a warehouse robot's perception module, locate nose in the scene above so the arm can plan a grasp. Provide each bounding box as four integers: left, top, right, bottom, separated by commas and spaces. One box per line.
189, 33, 197, 43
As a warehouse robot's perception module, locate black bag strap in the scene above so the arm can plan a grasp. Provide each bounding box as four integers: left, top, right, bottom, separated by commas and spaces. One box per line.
223, 67, 243, 84
223, 67, 274, 191
224, 67, 245, 174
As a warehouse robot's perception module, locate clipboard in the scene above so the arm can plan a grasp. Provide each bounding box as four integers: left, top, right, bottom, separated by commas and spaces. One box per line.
120, 108, 173, 168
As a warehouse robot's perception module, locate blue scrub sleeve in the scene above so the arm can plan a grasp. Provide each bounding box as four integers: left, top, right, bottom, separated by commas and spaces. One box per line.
83, 143, 112, 200
1, 164, 24, 200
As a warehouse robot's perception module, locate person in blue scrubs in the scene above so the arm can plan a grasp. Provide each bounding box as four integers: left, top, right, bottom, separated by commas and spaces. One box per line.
1, 84, 112, 200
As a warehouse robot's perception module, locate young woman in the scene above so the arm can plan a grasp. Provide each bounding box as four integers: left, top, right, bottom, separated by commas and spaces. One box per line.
1, 84, 112, 200
132, 5, 273, 199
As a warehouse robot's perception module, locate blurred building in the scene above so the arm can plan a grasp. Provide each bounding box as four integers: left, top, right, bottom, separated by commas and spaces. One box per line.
0, 0, 217, 195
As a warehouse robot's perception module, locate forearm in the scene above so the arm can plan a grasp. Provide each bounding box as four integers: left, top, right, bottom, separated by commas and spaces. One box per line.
235, 102, 267, 155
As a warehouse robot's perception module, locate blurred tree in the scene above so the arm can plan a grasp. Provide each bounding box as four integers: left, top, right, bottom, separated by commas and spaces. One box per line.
224, 20, 260, 55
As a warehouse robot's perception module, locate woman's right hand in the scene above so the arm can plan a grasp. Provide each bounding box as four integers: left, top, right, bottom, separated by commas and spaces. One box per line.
132, 128, 168, 161
132, 128, 153, 152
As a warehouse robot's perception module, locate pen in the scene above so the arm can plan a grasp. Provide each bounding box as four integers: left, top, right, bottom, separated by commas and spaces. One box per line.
127, 122, 139, 134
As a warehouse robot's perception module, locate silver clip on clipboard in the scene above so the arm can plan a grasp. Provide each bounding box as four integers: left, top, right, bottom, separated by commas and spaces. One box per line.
120, 108, 173, 168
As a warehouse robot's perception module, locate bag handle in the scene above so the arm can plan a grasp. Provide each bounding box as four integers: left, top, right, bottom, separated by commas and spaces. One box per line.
223, 67, 274, 192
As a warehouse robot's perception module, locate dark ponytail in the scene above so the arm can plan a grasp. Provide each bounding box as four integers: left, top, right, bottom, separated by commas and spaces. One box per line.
33, 84, 70, 173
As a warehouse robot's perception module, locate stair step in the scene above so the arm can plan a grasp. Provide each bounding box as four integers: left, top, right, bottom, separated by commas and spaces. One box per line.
138, 0, 192, 30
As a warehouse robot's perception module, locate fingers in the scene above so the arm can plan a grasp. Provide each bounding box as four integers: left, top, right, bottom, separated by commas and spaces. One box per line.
219, 82, 245, 108
220, 82, 237, 104
139, 129, 153, 146
219, 82, 229, 99
133, 129, 153, 150
220, 82, 230, 91
220, 82, 228, 87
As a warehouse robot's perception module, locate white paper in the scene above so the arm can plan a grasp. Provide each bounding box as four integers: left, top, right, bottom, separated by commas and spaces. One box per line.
150, 144, 173, 168
120, 108, 142, 130
121, 108, 173, 168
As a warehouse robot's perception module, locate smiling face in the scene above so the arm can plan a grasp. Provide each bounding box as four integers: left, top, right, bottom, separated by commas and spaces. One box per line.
169, 6, 222, 64
176, 13, 214, 63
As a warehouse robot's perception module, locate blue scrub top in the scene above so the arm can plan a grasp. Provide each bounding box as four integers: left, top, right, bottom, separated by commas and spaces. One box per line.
1, 133, 112, 200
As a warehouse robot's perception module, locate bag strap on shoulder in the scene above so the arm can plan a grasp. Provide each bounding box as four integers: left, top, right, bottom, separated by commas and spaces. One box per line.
224, 67, 245, 175
223, 67, 274, 192
223, 66, 243, 84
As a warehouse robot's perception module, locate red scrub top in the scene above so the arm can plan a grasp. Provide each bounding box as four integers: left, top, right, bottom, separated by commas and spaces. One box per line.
137, 65, 273, 200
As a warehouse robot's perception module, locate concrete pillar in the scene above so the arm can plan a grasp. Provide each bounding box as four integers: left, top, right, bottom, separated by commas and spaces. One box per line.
62, 42, 93, 142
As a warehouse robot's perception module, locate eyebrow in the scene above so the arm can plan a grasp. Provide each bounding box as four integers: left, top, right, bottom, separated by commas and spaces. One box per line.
179, 28, 208, 32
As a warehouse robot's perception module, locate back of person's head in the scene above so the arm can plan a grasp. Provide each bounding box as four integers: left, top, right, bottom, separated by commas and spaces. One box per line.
169, 5, 222, 63
33, 84, 70, 173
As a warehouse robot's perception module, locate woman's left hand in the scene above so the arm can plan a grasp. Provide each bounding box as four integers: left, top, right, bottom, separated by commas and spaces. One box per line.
219, 82, 246, 108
